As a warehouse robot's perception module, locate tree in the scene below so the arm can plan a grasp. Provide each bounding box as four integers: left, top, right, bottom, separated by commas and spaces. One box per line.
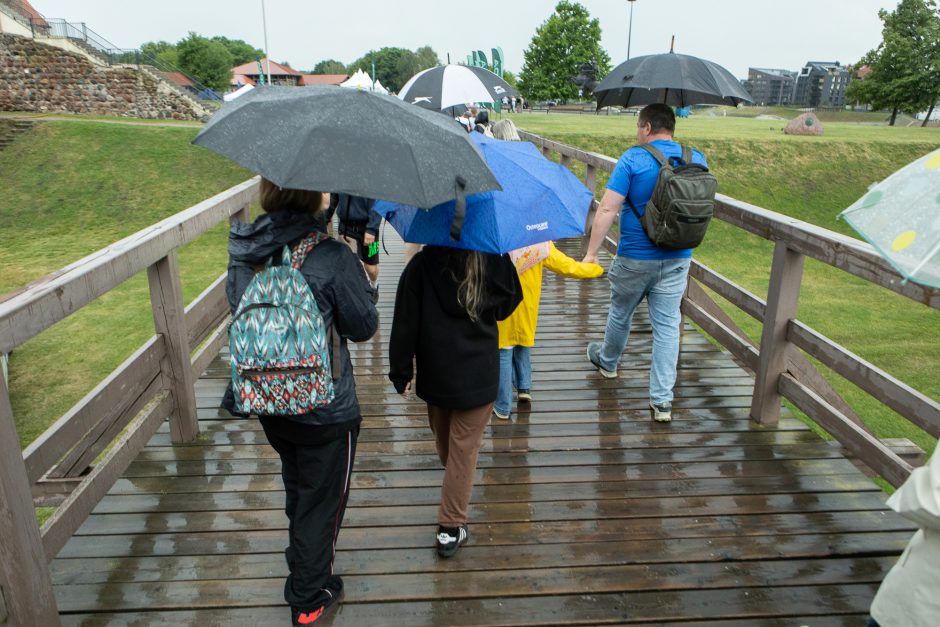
518, 1, 611, 103
348, 47, 418, 92
502, 70, 518, 90
846, 0, 940, 126
313, 59, 348, 74
211, 36, 264, 66
177, 33, 234, 92
414, 46, 441, 71
140, 40, 179, 68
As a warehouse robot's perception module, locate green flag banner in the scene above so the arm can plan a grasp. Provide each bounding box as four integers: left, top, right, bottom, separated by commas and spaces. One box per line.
491, 47, 503, 77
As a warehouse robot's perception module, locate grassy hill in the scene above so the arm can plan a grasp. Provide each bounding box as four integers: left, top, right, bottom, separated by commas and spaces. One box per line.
0, 119, 250, 446
515, 113, 939, 458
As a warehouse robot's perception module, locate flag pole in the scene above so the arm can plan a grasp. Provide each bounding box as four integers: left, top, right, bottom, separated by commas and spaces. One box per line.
261, 0, 272, 85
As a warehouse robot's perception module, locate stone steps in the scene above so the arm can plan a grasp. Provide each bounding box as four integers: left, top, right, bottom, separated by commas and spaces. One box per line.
0, 119, 36, 150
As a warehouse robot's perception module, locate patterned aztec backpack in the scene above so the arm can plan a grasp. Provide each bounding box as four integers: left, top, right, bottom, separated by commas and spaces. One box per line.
229, 232, 335, 416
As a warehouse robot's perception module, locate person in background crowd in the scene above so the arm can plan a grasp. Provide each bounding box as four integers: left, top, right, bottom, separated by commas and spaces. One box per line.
335, 193, 382, 301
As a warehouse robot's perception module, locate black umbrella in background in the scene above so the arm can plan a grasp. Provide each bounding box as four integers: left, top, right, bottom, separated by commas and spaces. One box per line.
193, 85, 500, 208
594, 41, 753, 109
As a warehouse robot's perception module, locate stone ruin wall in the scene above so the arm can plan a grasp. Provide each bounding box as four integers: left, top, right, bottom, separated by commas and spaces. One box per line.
0, 34, 206, 120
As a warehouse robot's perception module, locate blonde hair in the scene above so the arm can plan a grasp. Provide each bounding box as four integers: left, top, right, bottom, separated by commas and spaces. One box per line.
490, 119, 520, 141
457, 251, 487, 321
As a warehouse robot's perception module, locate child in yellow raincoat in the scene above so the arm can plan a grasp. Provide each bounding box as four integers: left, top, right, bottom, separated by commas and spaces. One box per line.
495, 242, 603, 419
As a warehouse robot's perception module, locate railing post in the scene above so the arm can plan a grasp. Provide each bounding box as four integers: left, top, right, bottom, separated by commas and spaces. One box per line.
581, 164, 598, 258
560, 154, 571, 169
750, 240, 805, 425
148, 251, 199, 443
0, 374, 60, 624
541, 146, 552, 159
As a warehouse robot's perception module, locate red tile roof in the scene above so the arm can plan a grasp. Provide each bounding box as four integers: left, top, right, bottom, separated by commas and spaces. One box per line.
9, 0, 48, 27
161, 71, 196, 87
299, 74, 348, 86
231, 58, 300, 77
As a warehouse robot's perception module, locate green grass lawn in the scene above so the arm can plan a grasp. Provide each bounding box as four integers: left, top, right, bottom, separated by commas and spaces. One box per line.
515, 113, 940, 458
0, 120, 251, 446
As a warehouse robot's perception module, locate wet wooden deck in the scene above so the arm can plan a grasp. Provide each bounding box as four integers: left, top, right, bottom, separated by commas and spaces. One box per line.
50, 236, 912, 625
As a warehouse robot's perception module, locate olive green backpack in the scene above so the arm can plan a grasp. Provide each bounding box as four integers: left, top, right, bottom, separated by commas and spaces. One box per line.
627, 144, 717, 249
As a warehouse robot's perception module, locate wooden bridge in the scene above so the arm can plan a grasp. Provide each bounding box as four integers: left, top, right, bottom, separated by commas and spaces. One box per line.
1, 133, 938, 625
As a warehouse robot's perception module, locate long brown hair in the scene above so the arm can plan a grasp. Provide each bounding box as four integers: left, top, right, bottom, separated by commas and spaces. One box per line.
449, 250, 487, 321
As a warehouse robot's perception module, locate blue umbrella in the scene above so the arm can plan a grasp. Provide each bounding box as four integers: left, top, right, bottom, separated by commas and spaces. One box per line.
374, 133, 593, 254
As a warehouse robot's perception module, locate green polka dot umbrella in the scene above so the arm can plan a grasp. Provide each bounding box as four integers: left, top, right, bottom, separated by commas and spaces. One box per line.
840, 148, 940, 289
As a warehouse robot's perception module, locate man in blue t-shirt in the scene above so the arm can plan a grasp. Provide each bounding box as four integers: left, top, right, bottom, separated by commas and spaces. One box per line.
582, 103, 708, 423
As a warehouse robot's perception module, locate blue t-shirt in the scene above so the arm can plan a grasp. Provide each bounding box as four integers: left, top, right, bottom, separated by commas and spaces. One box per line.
606, 139, 708, 260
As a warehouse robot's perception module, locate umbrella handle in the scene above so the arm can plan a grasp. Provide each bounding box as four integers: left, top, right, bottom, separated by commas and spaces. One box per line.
450, 176, 467, 241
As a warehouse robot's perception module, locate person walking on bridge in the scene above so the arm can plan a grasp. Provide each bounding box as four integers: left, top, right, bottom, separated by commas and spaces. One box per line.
389, 246, 521, 557
223, 180, 378, 625
582, 103, 708, 423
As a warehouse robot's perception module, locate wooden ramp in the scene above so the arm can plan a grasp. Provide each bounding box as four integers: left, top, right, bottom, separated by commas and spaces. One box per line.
51, 236, 912, 625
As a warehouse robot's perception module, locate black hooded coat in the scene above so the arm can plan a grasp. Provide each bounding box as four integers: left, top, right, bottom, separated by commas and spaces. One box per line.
222, 212, 378, 429
388, 246, 522, 410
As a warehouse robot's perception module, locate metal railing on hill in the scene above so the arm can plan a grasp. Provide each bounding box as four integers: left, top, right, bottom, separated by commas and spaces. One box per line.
519, 129, 939, 489
27, 17, 221, 101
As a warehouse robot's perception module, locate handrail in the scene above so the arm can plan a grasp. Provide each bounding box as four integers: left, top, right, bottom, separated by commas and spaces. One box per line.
519, 129, 938, 489
0, 177, 257, 624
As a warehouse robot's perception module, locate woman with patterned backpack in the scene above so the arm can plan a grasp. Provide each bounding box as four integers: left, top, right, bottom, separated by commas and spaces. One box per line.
222, 179, 378, 626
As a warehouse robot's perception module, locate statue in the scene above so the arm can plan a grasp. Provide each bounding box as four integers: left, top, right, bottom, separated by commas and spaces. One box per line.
571, 60, 599, 97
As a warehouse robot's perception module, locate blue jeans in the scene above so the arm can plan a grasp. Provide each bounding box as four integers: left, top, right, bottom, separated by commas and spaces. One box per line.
598, 256, 690, 405
495, 346, 532, 415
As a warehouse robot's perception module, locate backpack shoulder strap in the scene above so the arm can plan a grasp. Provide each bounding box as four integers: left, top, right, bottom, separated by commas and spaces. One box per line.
681, 145, 693, 164
638, 143, 669, 167
290, 232, 329, 270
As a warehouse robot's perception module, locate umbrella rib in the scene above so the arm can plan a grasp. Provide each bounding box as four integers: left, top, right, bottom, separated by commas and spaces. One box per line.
908, 239, 940, 280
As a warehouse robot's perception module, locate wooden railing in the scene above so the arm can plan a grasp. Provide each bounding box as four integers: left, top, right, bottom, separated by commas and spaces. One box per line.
0, 177, 259, 624
519, 129, 940, 489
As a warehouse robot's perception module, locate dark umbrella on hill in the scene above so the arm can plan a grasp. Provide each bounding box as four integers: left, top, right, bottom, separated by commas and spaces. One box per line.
399, 64, 519, 111
594, 44, 752, 109
192, 85, 500, 208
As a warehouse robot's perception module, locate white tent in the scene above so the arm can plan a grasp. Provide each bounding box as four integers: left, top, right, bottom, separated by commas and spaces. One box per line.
340, 69, 388, 94
223, 83, 254, 102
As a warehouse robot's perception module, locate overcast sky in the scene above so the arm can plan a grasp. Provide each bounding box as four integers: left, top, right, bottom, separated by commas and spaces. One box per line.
33, 0, 897, 77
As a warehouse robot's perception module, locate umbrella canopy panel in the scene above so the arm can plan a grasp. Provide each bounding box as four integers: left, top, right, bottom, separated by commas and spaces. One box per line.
594, 52, 753, 109
399, 64, 519, 111
193, 85, 500, 208
374, 133, 592, 254
840, 149, 940, 288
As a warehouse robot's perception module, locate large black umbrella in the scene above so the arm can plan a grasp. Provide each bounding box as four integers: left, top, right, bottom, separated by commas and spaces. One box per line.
193, 85, 500, 208
594, 52, 752, 109
399, 64, 519, 111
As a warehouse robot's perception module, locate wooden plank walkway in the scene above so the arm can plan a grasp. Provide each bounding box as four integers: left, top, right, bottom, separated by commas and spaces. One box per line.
50, 235, 913, 625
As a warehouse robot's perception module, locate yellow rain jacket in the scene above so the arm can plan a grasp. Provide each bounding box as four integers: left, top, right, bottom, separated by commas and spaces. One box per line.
498, 242, 603, 348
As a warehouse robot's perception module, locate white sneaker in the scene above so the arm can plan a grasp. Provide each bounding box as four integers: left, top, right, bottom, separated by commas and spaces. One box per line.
650, 402, 672, 423
586, 342, 617, 379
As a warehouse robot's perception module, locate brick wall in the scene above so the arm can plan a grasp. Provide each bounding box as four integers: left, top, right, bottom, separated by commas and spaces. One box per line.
0, 34, 207, 120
